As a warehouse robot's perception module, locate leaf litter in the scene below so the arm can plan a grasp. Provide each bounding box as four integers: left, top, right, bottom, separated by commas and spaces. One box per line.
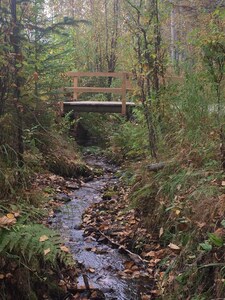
81, 181, 171, 299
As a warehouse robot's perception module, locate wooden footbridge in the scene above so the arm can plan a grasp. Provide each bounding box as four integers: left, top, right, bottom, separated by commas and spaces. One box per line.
63, 72, 135, 115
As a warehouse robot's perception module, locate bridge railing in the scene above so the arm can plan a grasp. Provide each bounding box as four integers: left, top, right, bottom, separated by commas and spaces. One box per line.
64, 71, 133, 115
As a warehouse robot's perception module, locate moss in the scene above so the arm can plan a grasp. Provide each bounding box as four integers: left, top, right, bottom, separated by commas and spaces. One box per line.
102, 190, 117, 200
47, 156, 92, 178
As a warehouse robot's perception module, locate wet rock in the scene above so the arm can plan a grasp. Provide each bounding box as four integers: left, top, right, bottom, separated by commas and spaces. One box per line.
74, 224, 82, 230
65, 182, 80, 190
54, 193, 71, 203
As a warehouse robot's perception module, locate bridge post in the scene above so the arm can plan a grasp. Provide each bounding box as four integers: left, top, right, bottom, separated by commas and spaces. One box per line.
121, 72, 127, 115
73, 76, 78, 100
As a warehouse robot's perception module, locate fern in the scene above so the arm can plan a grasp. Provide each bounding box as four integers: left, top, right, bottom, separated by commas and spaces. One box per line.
0, 224, 74, 266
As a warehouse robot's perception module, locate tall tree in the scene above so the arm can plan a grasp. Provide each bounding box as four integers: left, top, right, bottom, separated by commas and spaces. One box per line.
124, 0, 165, 159
10, 0, 24, 168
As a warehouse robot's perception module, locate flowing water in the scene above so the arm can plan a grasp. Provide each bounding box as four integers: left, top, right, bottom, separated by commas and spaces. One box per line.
52, 155, 153, 299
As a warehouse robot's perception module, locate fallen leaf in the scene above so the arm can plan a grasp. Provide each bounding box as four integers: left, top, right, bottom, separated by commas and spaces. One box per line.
48, 210, 54, 217
222, 181, 225, 187
13, 212, 20, 218
151, 289, 160, 295
147, 268, 153, 274
132, 270, 141, 278
124, 261, 135, 269
60, 245, 69, 253
196, 222, 206, 229
44, 248, 51, 255
124, 269, 133, 274
7, 213, 15, 219
168, 243, 180, 250
131, 265, 139, 271
88, 268, 95, 273
144, 251, 156, 258
0, 215, 16, 227
58, 280, 66, 286
0, 274, 4, 280
39, 235, 49, 242
219, 194, 225, 201
130, 220, 136, 225
150, 258, 161, 264
159, 227, 164, 237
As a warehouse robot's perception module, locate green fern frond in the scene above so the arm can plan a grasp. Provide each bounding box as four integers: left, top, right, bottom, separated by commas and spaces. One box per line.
0, 224, 74, 267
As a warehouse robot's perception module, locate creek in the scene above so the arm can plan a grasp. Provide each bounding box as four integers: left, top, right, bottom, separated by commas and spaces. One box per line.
52, 155, 153, 300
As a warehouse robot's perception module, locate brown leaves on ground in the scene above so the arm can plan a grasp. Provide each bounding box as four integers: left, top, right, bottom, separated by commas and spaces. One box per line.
82, 187, 171, 299
0, 211, 20, 228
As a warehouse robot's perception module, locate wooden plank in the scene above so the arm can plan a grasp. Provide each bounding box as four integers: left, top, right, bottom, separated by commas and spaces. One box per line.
73, 77, 78, 100
64, 101, 135, 106
63, 101, 135, 114
66, 71, 124, 78
64, 87, 123, 94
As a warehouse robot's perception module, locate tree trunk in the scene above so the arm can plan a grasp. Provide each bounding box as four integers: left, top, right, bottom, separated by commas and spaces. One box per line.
10, 0, 24, 168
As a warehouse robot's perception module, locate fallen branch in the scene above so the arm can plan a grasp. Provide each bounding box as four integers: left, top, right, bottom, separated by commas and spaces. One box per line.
85, 226, 148, 267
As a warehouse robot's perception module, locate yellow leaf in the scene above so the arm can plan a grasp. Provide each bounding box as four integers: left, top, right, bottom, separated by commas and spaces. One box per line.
44, 248, 51, 256
60, 245, 69, 253
39, 235, 49, 242
7, 213, 15, 219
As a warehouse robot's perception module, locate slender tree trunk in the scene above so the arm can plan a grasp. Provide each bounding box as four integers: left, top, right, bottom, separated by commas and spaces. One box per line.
105, 0, 119, 87
153, 0, 160, 99
10, 0, 24, 168
170, 5, 176, 63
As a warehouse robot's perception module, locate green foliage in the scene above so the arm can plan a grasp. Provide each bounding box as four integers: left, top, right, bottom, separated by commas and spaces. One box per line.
208, 233, 223, 247
110, 109, 149, 159
0, 224, 73, 266
199, 241, 213, 252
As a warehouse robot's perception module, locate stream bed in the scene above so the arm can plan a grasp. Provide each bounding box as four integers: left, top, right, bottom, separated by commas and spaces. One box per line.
52, 155, 153, 300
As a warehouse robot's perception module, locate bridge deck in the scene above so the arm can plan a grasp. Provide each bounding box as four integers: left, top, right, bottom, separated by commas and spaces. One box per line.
63, 101, 135, 114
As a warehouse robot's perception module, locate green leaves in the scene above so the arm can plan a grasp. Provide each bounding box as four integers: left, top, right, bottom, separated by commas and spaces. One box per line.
221, 219, 225, 228
0, 224, 74, 266
199, 241, 212, 251
208, 233, 223, 247
199, 232, 224, 252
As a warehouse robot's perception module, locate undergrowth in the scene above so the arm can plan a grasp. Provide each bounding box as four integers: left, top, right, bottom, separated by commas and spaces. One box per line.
0, 108, 82, 299
0, 224, 72, 266
109, 67, 225, 299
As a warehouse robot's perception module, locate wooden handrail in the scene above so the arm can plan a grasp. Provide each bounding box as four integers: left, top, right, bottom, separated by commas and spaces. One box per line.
64, 87, 124, 94
67, 71, 129, 78
66, 71, 133, 115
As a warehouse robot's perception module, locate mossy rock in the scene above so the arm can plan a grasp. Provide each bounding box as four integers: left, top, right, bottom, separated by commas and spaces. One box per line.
94, 167, 104, 176
102, 188, 117, 200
